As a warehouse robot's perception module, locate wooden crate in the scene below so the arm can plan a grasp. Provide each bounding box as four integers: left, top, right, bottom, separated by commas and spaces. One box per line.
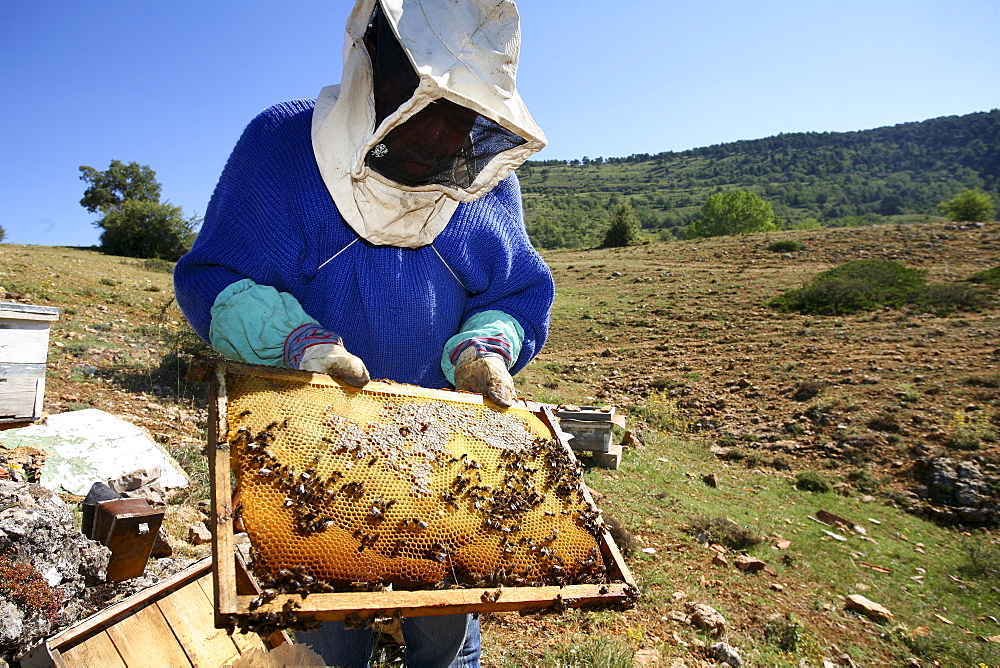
92, 498, 165, 583
0, 302, 60, 425
192, 358, 638, 628
19, 557, 289, 668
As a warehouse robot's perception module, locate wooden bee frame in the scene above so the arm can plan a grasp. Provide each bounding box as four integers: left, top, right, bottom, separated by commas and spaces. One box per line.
192, 357, 637, 627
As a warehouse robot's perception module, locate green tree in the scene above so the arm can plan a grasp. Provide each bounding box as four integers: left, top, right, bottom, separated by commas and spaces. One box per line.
79, 160, 162, 213
0, 225, 6, 243
601, 201, 643, 247
79, 160, 197, 260
685, 191, 779, 239
938, 188, 995, 222
98, 199, 197, 261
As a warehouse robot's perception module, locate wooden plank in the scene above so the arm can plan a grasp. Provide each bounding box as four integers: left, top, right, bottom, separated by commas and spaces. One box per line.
59, 632, 126, 668
0, 378, 39, 419
0, 319, 52, 363
18, 642, 68, 668
209, 368, 238, 619
217, 357, 490, 407
104, 602, 192, 667
43, 558, 214, 650
156, 578, 242, 668
227, 582, 636, 621
195, 574, 267, 654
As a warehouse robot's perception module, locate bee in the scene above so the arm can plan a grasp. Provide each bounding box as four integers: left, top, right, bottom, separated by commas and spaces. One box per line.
480, 589, 502, 603
239, 410, 253, 417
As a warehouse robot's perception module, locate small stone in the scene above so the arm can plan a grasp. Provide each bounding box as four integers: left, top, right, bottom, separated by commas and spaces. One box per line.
734, 554, 766, 573
712, 553, 729, 568
622, 429, 644, 447
108, 467, 162, 493
633, 648, 662, 667
845, 594, 893, 622
709, 641, 742, 667
685, 602, 726, 636
188, 523, 212, 545
150, 526, 173, 558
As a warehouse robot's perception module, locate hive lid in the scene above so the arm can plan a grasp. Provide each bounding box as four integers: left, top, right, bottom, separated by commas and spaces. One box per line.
0, 301, 61, 321
554, 405, 617, 422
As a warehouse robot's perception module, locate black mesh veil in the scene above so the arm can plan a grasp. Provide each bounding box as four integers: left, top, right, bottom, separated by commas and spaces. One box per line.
363, 2, 527, 189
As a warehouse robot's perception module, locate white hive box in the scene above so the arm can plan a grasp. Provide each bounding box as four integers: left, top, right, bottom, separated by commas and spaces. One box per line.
0, 302, 60, 425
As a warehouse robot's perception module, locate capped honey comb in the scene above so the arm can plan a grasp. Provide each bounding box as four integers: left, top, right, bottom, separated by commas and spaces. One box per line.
226, 374, 607, 593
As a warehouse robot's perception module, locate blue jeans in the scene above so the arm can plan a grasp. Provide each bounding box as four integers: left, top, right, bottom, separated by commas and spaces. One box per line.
297, 613, 480, 667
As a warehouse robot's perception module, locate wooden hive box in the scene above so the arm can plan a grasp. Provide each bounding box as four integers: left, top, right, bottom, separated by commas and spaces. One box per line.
0, 302, 60, 426
191, 358, 638, 630
20, 557, 290, 668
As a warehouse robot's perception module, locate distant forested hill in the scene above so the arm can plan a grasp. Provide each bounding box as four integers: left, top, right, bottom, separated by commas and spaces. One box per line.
516, 109, 1000, 248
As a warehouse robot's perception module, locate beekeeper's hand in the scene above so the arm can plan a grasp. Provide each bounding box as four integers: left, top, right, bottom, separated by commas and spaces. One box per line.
453, 346, 516, 408
285, 324, 370, 387
299, 342, 370, 387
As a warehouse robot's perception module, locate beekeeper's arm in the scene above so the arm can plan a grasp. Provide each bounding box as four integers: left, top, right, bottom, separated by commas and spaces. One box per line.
207, 278, 370, 387
442, 310, 522, 407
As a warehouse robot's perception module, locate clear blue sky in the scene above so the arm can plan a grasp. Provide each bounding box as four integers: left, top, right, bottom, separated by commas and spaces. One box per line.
2, 0, 998, 248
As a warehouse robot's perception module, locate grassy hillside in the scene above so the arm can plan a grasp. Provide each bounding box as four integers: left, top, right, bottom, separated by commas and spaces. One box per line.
518, 109, 1000, 248
1, 223, 998, 666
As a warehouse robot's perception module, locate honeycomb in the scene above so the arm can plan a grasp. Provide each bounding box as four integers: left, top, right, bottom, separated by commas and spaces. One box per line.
225, 373, 608, 594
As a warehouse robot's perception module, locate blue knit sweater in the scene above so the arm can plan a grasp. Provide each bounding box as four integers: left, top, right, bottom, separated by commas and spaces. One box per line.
174, 99, 554, 389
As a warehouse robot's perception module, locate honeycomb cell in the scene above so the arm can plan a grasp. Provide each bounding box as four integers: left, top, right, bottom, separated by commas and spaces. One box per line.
225, 374, 607, 594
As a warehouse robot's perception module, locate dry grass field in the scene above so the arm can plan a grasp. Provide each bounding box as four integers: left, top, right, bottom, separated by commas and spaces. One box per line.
2, 220, 998, 666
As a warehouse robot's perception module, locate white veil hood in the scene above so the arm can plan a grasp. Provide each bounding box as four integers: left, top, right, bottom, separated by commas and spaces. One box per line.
312, 0, 546, 248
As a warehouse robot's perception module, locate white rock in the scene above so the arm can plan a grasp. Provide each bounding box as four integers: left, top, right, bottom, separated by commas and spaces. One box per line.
0, 409, 187, 495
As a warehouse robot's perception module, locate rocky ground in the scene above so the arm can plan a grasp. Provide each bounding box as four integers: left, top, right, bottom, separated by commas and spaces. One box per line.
530, 221, 1000, 526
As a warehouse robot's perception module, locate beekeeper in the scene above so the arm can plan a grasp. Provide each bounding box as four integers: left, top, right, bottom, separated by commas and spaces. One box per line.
174, 0, 551, 665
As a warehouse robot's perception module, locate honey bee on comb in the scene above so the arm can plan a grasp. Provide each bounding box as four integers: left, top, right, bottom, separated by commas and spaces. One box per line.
226, 374, 609, 594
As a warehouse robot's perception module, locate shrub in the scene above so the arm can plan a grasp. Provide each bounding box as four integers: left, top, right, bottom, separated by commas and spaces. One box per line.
847, 468, 881, 493
958, 539, 1000, 582
909, 282, 993, 315
795, 470, 831, 493
792, 380, 826, 402
769, 259, 925, 315
142, 258, 176, 274
763, 613, 804, 652
967, 265, 1000, 288
628, 390, 688, 432
944, 410, 997, 451
548, 636, 634, 668
770, 259, 992, 316
766, 240, 805, 253
687, 514, 762, 550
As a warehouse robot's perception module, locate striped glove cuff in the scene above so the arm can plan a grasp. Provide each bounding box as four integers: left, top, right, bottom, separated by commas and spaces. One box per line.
283, 323, 343, 370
